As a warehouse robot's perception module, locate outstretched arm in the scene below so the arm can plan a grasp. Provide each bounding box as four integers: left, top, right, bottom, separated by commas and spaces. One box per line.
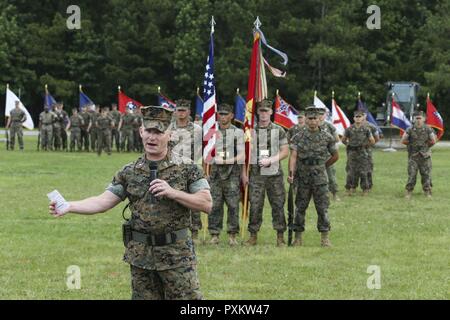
49, 190, 122, 218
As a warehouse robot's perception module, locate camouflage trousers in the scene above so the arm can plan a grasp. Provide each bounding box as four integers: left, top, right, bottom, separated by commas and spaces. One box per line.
90, 128, 98, 151
294, 183, 330, 233
70, 128, 82, 151
190, 211, 202, 232
248, 173, 286, 234
9, 124, 23, 150
134, 129, 143, 152
130, 264, 202, 300
406, 154, 432, 192
80, 128, 90, 151
326, 164, 338, 194
345, 150, 371, 191
97, 129, 111, 155
121, 128, 134, 152
208, 176, 240, 235
40, 125, 53, 151
357, 149, 374, 189
111, 129, 120, 152
53, 126, 63, 150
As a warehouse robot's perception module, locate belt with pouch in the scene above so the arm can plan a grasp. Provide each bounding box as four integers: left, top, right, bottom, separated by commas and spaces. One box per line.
131, 228, 189, 246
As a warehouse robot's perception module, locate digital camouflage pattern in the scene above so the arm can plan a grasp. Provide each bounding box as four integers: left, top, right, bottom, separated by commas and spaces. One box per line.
8, 107, 26, 150
107, 152, 209, 270
208, 125, 243, 235
107, 152, 209, 299
53, 109, 66, 150
133, 112, 143, 152
69, 114, 84, 151
120, 113, 136, 152
89, 110, 100, 151
131, 265, 201, 300
39, 111, 56, 151
168, 121, 203, 232
365, 121, 380, 189
343, 124, 373, 191
320, 121, 338, 194
287, 123, 305, 145
248, 122, 288, 234
290, 127, 337, 232
96, 114, 114, 155
110, 109, 122, 152
404, 125, 435, 192
80, 110, 91, 151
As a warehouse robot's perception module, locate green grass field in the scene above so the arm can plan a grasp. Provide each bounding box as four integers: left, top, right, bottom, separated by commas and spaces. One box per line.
0, 134, 448, 300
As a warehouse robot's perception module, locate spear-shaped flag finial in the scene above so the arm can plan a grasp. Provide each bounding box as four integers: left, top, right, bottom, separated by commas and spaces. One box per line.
210, 16, 216, 34
254, 16, 262, 29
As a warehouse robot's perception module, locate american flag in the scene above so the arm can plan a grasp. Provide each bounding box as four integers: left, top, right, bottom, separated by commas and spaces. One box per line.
202, 24, 217, 163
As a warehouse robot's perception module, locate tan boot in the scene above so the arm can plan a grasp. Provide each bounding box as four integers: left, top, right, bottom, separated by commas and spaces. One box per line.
320, 232, 332, 247
292, 232, 303, 247
228, 234, 238, 246
346, 188, 355, 196
405, 190, 412, 199
209, 234, 219, 245
425, 190, 432, 199
276, 232, 286, 247
362, 190, 369, 197
245, 233, 257, 246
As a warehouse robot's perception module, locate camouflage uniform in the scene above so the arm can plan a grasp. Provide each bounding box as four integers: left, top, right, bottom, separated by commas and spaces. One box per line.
107, 107, 210, 301
53, 109, 65, 150
290, 127, 336, 233
208, 124, 243, 236
39, 110, 56, 151
121, 112, 136, 152
133, 112, 143, 152
96, 113, 114, 156
404, 125, 435, 192
366, 121, 380, 189
8, 108, 26, 150
110, 109, 122, 152
89, 110, 100, 151
320, 121, 338, 195
169, 119, 203, 234
248, 121, 287, 234
60, 109, 69, 151
69, 114, 84, 151
344, 124, 374, 191
287, 123, 305, 145
80, 110, 91, 151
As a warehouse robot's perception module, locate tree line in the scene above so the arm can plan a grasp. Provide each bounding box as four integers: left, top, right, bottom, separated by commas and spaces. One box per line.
0, 0, 448, 136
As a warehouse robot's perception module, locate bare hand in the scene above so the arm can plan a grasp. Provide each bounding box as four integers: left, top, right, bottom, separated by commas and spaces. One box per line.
287, 175, 294, 184
48, 200, 69, 218
149, 179, 176, 199
258, 158, 271, 168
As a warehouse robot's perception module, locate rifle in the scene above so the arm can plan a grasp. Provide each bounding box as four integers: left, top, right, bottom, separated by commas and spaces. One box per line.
5, 128, 9, 150
287, 181, 294, 246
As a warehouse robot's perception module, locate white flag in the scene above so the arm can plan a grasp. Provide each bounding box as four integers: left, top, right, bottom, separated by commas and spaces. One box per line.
314, 95, 328, 110
331, 98, 351, 136
5, 87, 34, 130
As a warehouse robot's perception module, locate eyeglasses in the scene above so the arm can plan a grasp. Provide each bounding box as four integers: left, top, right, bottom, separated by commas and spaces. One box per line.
354, 115, 363, 118
307, 117, 318, 120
